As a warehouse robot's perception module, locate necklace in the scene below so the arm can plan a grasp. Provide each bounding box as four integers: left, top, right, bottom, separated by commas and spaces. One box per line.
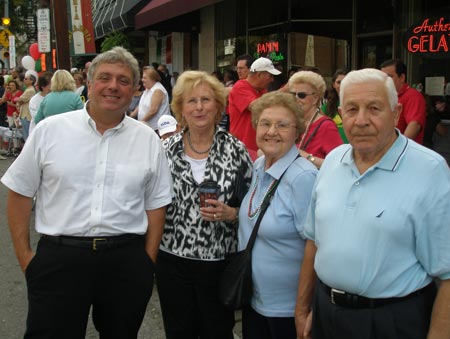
247, 175, 278, 219
297, 108, 320, 150
186, 130, 212, 154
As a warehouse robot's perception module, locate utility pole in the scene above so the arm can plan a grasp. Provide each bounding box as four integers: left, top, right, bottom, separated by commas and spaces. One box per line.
50, 0, 70, 70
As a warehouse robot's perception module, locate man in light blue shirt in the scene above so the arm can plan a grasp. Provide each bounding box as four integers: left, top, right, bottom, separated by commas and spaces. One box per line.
295, 68, 450, 339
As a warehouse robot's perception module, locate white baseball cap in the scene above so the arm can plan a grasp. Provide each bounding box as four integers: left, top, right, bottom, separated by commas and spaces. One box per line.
250, 57, 281, 75
158, 115, 178, 136
25, 70, 38, 82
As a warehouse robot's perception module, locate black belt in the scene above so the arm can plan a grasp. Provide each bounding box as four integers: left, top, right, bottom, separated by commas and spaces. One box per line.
320, 280, 435, 309
41, 234, 144, 251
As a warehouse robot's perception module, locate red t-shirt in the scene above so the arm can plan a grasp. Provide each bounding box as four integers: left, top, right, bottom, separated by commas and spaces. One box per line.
228, 79, 266, 152
297, 116, 343, 159
5, 90, 23, 117
397, 84, 426, 144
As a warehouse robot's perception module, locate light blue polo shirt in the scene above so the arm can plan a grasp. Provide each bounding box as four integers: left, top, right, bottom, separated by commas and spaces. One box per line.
305, 133, 450, 298
239, 146, 317, 317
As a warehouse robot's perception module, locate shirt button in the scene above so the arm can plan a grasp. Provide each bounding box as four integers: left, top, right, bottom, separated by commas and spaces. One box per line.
355, 181, 360, 186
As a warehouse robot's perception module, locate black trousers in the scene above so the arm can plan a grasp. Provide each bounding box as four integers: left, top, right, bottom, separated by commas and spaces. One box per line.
312, 281, 437, 339
242, 306, 297, 339
155, 250, 235, 339
24, 236, 155, 339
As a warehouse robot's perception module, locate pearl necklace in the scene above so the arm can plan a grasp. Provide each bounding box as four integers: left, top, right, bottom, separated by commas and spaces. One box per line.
186, 130, 212, 154
297, 108, 320, 150
247, 175, 277, 219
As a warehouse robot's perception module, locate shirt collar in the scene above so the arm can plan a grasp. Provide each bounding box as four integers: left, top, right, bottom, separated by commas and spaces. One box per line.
397, 83, 409, 97
258, 145, 299, 179
341, 130, 408, 172
83, 101, 126, 133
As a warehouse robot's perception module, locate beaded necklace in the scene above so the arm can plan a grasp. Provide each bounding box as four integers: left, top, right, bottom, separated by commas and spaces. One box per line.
186, 130, 212, 154
247, 175, 278, 219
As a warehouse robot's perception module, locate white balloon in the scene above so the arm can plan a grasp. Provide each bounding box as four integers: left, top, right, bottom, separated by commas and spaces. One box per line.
21, 55, 35, 70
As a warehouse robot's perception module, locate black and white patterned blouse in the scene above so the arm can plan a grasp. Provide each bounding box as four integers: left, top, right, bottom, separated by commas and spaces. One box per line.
160, 127, 253, 260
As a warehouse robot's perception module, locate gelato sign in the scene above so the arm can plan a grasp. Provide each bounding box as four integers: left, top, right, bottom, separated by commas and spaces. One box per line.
405, 17, 450, 57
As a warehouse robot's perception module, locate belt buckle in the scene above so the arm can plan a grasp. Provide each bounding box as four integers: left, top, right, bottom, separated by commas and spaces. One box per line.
93, 238, 107, 251
331, 288, 345, 304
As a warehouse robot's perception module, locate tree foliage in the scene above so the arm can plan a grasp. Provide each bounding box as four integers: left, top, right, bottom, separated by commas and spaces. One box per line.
100, 31, 131, 52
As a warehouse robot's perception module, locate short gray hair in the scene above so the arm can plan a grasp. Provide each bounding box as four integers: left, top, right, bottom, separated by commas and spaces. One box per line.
87, 47, 140, 87
340, 68, 398, 111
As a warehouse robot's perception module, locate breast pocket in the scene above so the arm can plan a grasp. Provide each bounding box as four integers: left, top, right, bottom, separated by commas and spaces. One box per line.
112, 164, 147, 202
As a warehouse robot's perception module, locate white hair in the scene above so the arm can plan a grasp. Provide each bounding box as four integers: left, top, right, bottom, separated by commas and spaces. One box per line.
340, 68, 398, 111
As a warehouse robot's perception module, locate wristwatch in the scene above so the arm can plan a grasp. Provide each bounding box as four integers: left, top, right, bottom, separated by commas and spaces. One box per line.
307, 154, 316, 164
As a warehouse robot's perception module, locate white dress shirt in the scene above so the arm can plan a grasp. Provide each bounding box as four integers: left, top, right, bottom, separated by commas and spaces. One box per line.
1, 106, 173, 236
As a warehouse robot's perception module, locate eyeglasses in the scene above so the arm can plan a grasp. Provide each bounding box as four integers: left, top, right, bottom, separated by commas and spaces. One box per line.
290, 92, 315, 99
257, 120, 296, 132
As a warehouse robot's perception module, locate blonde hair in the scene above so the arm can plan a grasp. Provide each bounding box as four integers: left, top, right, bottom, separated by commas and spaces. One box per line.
51, 70, 76, 92
171, 70, 226, 125
288, 70, 327, 103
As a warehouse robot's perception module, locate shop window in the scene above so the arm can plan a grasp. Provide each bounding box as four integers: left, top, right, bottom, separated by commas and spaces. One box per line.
358, 36, 393, 69
247, 0, 288, 29
357, 0, 394, 33
291, 0, 352, 20
289, 32, 348, 78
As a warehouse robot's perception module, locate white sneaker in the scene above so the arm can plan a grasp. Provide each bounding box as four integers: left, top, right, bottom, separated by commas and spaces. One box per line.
0, 155, 7, 160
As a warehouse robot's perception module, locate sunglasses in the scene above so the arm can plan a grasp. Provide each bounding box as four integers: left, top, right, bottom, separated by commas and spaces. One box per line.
290, 92, 315, 99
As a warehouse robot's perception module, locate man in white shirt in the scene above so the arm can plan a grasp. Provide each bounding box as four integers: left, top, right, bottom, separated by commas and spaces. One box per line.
1, 47, 173, 338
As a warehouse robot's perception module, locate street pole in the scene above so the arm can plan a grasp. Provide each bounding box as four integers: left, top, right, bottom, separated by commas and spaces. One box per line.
4, 0, 9, 70
50, 0, 70, 70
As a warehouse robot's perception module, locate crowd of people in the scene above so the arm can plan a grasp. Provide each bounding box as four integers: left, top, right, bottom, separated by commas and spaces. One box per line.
0, 47, 450, 339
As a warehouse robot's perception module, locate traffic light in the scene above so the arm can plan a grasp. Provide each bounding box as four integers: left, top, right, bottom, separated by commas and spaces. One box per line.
2, 18, 11, 26
2, 50, 9, 59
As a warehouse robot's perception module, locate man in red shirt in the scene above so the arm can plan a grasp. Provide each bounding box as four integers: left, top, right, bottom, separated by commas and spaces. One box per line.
381, 59, 426, 144
228, 57, 280, 156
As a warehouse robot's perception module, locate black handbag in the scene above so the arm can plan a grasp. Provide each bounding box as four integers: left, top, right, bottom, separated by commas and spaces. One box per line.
218, 157, 296, 310
218, 194, 274, 310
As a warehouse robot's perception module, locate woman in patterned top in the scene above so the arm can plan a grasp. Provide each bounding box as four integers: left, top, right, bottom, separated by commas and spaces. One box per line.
156, 70, 253, 339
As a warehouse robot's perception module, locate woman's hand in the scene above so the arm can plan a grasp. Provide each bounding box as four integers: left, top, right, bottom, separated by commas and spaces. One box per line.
200, 199, 238, 223
296, 309, 313, 339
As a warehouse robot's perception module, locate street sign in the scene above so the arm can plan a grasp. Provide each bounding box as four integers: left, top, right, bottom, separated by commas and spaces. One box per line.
38, 31, 51, 53
0, 29, 13, 48
37, 9, 50, 31
37, 8, 51, 53
9, 35, 16, 68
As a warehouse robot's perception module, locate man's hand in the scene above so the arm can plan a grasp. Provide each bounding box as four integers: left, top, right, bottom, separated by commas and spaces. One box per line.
18, 250, 35, 273
6, 190, 34, 274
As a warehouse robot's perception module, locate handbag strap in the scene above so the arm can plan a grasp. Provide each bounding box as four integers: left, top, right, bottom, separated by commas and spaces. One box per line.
300, 117, 331, 150
245, 154, 300, 251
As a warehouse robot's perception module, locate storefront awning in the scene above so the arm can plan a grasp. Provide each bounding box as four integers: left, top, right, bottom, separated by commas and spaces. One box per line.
135, 0, 221, 30
93, 0, 149, 39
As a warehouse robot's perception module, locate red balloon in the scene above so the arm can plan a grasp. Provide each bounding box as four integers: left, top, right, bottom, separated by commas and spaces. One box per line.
29, 43, 40, 60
